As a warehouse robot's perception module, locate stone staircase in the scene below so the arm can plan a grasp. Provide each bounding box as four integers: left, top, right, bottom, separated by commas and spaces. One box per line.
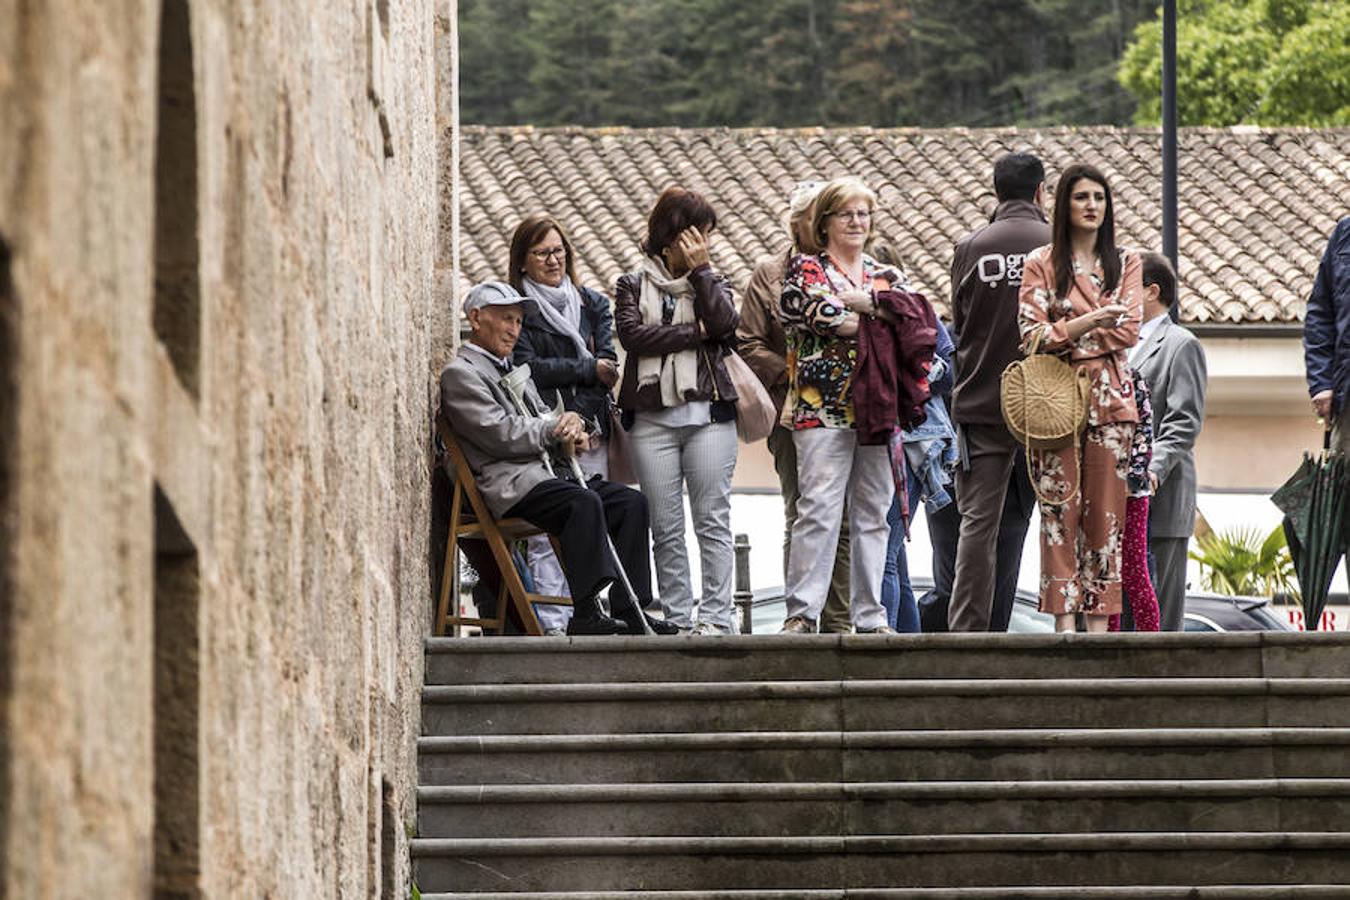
412, 632, 1350, 898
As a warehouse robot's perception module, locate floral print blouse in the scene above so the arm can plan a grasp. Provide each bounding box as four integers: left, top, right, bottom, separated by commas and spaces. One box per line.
1018, 245, 1144, 427
778, 251, 910, 430
1127, 367, 1154, 498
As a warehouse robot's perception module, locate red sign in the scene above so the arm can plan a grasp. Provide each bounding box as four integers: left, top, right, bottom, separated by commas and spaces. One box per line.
1285, 606, 1347, 631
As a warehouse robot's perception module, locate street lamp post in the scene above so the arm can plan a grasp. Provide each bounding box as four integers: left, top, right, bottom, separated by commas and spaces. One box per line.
1162, 0, 1179, 320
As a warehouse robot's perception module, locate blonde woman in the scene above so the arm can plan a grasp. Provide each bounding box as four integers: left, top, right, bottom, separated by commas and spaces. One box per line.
777, 176, 902, 634
737, 181, 853, 634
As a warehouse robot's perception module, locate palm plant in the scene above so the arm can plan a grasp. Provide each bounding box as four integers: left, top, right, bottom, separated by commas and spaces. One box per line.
1188, 522, 1299, 600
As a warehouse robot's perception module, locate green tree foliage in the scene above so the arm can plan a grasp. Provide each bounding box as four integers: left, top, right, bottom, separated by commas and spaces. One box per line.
459, 0, 1161, 127
458, 0, 534, 125
1119, 0, 1350, 126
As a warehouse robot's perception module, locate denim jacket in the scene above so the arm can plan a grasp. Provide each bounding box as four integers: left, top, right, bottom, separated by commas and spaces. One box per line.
902, 321, 958, 513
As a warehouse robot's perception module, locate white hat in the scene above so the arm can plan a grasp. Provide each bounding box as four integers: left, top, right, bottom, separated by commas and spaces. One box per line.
788, 180, 826, 216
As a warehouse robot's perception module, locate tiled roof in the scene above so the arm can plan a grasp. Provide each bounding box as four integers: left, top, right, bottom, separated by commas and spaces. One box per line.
457, 126, 1350, 325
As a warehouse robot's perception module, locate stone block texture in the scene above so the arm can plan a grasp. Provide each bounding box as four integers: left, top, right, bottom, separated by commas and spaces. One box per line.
0, 0, 450, 896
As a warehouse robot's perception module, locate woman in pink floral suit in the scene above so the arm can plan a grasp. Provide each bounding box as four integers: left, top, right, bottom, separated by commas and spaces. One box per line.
1018, 163, 1143, 633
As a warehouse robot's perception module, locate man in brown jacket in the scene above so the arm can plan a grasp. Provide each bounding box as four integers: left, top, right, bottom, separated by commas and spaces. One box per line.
736, 182, 852, 632
947, 153, 1050, 631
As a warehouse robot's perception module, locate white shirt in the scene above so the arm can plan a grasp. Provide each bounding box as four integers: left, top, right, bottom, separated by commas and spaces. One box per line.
1130, 312, 1169, 364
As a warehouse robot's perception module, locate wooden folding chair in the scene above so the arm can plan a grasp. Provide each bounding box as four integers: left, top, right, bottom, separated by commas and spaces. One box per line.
434, 415, 571, 636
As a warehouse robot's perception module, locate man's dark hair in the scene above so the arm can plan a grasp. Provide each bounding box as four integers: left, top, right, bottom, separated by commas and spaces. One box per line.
1140, 251, 1177, 307
993, 153, 1045, 203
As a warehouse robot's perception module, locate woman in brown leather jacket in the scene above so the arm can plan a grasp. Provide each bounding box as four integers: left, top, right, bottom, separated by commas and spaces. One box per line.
614, 187, 740, 634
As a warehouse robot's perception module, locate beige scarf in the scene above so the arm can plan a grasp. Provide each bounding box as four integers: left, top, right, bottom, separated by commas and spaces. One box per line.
637, 256, 700, 408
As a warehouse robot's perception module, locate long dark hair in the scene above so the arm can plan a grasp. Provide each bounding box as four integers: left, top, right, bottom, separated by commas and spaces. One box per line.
508, 214, 578, 293
1050, 164, 1119, 299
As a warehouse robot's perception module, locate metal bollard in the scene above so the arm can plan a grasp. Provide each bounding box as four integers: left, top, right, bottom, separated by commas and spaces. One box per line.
733, 532, 754, 634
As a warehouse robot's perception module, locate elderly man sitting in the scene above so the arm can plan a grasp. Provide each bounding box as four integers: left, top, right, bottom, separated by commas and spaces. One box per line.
440, 281, 675, 636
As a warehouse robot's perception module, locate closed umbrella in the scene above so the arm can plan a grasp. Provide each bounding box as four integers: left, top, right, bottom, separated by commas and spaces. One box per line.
1271, 432, 1350, 630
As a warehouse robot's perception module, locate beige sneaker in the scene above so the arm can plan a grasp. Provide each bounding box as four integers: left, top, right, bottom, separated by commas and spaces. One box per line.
780, 615, 817, 634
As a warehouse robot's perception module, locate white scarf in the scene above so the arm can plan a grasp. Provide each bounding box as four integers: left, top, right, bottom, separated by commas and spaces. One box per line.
637, 256, 700, 408
522, 276, 591, 359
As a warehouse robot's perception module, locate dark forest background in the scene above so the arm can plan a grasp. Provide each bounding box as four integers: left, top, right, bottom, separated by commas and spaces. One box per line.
459, 0, 1349, 128
460, 0, 1160, 128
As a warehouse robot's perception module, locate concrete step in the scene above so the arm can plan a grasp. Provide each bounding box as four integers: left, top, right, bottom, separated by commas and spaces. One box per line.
419, 727, 1350, 785
420, 678, 1350, 736
416, 779, 1350, 839
420, 888, 1350, 899
425, 632, 1350, 685
422, 889, 1350, 900
411, 831, 1350, 892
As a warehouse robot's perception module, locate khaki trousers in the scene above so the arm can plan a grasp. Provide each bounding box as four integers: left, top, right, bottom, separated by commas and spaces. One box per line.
949, 424, 1018, 632
767, 425, 852, 631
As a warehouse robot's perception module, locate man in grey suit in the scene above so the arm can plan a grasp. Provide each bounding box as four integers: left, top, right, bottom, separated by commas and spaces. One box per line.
1131, 253, 1207, 631
440, 281, 673, 635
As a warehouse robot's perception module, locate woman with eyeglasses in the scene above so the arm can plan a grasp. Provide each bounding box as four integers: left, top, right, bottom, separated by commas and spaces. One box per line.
508, 214, 624, 635
778, 176, 903, 634
1018, 163, 1143, 633
614, 187, 741, 635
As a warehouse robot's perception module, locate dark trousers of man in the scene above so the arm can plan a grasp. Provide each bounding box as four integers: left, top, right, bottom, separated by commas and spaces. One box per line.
1150, 537, 1189, 631
918, 492, 961, 630
948, 424, 1036, 631
506, 476, 653, 616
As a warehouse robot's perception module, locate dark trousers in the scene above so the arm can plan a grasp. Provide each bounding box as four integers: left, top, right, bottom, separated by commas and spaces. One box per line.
1150, 536, 1189, 631
940, 424, 1036, 632
506, 476, 653, 616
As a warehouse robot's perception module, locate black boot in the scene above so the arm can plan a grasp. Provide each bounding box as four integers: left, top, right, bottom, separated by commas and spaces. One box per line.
619, 608, 679, 636
608, 590, 678, 635
566, 596, 628, 636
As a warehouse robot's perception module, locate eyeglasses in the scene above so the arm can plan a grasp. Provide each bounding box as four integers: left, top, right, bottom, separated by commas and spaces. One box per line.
529, 247, 567, 261
829, 210, 872, 222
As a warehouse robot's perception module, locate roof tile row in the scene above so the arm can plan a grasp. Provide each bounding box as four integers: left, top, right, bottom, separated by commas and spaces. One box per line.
455, 126, 1350, 324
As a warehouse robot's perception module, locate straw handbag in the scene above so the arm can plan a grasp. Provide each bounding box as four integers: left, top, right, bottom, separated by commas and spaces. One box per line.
1001, 329, 1091, 503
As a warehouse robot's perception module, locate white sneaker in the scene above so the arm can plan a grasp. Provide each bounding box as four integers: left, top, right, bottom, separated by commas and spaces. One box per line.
692, 621, 730, 636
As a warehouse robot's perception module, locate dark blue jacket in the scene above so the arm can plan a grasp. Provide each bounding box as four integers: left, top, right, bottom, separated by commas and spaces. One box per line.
512, 286, 618, 437
1305, 217, 1350, 415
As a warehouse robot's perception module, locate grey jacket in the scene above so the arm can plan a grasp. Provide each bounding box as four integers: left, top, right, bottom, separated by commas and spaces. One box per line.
439, 346, 563, 518
1135, 316, 1207, 539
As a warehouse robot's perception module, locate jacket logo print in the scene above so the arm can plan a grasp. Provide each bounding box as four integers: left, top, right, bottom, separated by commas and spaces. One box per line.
977, 252, 1027, 287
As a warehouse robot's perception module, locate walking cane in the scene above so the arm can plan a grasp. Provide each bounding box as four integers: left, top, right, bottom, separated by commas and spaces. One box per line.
499, 365, 655, 635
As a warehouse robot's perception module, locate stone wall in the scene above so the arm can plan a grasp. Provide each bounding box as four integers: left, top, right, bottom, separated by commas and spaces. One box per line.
0, 0, 447, 895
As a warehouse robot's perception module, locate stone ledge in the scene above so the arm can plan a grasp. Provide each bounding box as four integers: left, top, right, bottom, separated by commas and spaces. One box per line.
412, 830, 1350, 857
420, 887, 1350, 899
425, 632, 1350, 653
418, 777, 1350, 804
418, 726, 1350, 755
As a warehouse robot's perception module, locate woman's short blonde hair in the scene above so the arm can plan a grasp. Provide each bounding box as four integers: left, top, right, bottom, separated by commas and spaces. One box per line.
803, 176, 878, 255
